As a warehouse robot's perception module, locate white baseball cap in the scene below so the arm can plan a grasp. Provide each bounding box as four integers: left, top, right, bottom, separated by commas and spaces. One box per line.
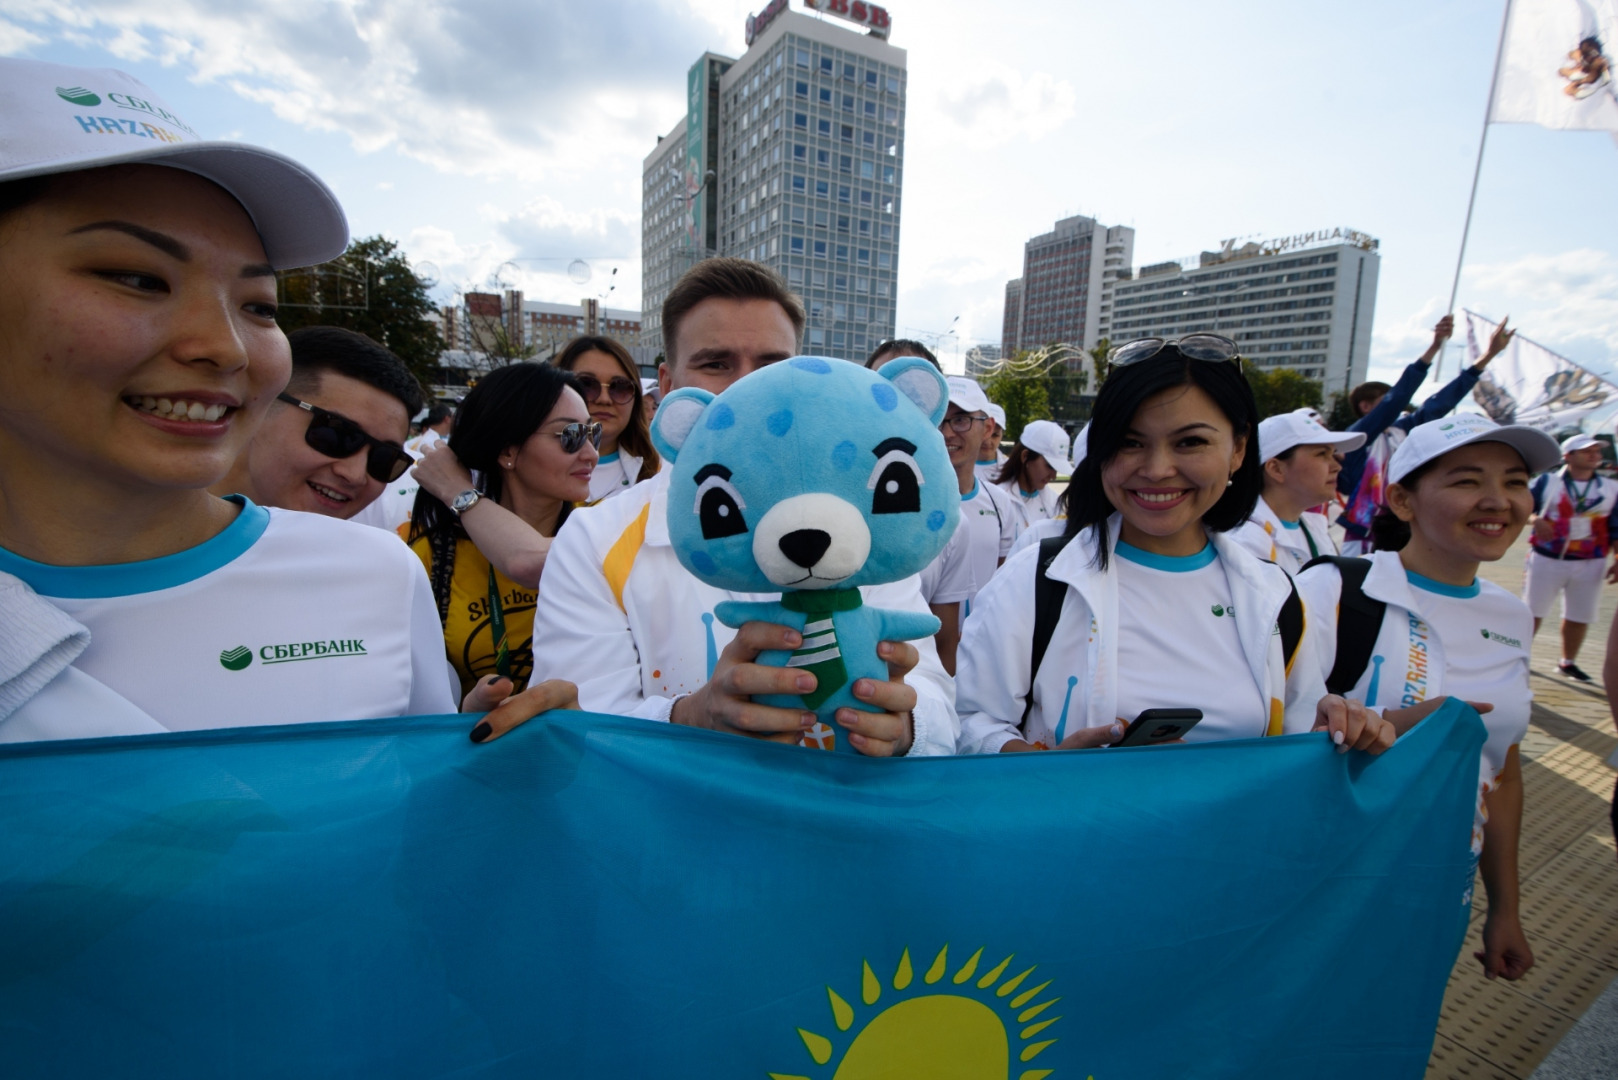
1018, 419, 1072, 474
945, 376, 991, 416
1257, 411, 1366, 463
1560, 432, 1601, 454
1387, 413, 1562, 485
984, 402, 1007, 429
0, 58, 348, 269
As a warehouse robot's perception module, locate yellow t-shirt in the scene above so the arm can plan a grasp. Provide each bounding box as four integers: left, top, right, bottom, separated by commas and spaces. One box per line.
408, 535, 536, 700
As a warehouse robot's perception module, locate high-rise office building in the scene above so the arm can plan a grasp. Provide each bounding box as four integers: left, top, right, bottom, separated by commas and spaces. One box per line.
1108, 228, 1380, 396
1000, 215, 1134, 356
641, 2, 904, 361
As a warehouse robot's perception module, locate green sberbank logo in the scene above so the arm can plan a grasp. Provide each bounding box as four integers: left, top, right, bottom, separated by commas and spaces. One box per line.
56, 86, 101, 107
218, 639, 368, 671
1481, 627, 1524, 648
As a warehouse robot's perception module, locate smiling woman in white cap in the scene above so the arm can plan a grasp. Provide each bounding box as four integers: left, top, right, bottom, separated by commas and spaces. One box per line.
991, 419, 1071, 539
1523, 431, 1618, 682
0, 59, 571, 742
1229, 408, 1366, 575
1297, 413, 1563, 985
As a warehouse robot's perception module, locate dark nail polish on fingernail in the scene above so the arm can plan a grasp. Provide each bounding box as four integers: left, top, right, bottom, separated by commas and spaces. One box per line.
801, 713, 818, 729
469, 721, 493, 743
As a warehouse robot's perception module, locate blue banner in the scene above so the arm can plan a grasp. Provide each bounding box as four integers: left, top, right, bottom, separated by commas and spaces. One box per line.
0, 701, 1485, 1078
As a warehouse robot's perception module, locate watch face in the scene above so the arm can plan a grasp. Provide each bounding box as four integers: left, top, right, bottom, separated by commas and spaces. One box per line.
452, 491, 479, 513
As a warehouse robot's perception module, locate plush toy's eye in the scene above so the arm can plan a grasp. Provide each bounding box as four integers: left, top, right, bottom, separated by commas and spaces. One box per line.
693, 464, 748, 539
868, 437, 922, 515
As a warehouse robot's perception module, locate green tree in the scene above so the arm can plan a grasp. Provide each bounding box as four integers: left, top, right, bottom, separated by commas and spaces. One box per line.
1243, 364, 1323, 420
982, 357, 1051, 442
1323, 390, 1359, 431
277, 235, 443, 386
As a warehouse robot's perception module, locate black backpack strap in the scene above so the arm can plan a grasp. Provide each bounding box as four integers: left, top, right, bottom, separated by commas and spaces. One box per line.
1021, 533, 1073, 729
1277, 581, 1304, 674
1300, 555, 1387, 696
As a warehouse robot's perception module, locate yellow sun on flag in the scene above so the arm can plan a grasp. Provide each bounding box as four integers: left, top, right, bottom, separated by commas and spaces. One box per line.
769, 944, 1080, 1080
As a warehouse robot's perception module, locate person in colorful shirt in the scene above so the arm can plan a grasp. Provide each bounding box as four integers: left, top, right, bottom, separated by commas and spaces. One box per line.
405, 363, 599, 700
1336, 315, 1513, 554
1524, 433, 1618, 682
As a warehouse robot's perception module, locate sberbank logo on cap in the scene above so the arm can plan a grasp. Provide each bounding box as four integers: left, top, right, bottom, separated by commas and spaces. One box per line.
56, 86, 101, 107
219, 646, 253, 671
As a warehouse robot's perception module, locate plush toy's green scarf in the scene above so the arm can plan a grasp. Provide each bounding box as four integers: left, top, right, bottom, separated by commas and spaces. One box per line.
779, 588, 863, 709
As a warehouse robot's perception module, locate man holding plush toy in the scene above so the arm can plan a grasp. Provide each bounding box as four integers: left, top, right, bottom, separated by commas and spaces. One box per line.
516, 259, 959, 756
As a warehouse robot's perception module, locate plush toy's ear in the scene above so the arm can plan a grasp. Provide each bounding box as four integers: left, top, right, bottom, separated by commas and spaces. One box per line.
879, 357, 949, 427
649, 387, 715, 463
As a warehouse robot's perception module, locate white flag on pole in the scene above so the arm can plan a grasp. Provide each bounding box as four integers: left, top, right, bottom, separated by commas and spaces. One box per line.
1467, 310, 1615, 431
1490, 0, 1618, 138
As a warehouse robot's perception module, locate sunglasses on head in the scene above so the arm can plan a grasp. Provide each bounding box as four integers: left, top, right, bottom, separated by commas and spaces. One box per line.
543, 421, 604, 454
574, 374, 638, 405
278, 393, 414, 484
1107, 333, 1241, 368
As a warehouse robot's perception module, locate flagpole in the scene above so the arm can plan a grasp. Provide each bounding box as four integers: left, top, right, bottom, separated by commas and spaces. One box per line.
1438, 0, 1514, 381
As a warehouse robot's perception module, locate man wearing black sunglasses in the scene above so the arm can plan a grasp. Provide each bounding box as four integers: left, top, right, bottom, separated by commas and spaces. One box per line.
216, 327, 423, 521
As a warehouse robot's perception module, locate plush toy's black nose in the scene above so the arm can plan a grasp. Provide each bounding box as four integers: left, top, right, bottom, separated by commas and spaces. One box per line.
779, 529, 832, 569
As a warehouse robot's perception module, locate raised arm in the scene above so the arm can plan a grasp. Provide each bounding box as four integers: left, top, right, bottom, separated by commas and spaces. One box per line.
412, 444, 551, 586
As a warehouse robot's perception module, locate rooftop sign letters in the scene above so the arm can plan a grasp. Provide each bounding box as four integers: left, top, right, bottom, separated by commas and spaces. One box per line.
804, 0, 893, 39
745, 0, 790, 45
1217, 227, 1379, 258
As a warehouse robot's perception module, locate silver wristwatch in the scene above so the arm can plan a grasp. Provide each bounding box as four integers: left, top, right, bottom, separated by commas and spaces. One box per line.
448, 489, 483, 516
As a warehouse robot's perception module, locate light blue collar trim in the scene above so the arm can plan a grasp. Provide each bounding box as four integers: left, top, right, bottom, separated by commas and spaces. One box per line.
0, 495, 271, 599
962, 480, 980, 502
1406, 569, 1480, 599
597, 451, 620, 464
1018, 489, 1037, 499
1115, 539, 1216, 572
1278, 518, 1302, 530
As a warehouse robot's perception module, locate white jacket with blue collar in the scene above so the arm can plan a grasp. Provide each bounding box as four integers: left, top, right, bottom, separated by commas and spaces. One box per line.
956, 514, 1325, 754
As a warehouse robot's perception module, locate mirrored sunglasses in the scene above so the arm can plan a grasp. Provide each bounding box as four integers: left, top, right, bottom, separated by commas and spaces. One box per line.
1108, 333, 1241, 368
545, 421, 604, 454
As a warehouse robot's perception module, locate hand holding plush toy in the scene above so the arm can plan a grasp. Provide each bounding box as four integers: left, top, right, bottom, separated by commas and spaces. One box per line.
650, 356, 960, 752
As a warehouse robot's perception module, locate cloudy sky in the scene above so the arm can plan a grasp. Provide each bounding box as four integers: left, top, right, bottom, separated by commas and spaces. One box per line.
7, 0, 1617, 390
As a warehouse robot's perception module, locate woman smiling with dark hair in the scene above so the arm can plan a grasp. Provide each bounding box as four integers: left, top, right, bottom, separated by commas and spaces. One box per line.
406, 363, 599, 701
956, 335, 1391, 756
0, 59, 468, 739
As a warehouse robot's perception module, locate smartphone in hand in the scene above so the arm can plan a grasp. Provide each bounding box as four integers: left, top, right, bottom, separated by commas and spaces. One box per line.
1115, 708, 1202, 747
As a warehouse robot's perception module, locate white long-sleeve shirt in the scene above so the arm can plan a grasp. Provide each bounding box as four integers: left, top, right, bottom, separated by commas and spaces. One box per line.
530, 472, 959, 756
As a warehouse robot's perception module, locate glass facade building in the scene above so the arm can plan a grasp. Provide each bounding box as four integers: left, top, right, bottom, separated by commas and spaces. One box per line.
642, 9, 905, 361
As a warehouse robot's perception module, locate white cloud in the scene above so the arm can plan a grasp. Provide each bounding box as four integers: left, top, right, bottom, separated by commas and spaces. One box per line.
1463, 249, 1618, 355
0, 17, 44, 54
4, 0, 707, 181
933, 68, 1075, 147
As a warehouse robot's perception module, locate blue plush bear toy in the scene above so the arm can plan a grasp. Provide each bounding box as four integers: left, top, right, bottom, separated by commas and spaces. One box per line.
650, 356, 960, 752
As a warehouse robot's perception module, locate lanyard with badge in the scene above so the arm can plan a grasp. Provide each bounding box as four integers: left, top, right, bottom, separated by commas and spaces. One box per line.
1565, 474, 1602, 542
487, 566, 511, 680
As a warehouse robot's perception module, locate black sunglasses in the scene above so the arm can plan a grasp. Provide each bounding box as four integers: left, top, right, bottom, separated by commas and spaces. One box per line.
278, 393, 414, 483
1107, 333, 1241, 368
543, 421, 604, 454
574, 374, 638, 405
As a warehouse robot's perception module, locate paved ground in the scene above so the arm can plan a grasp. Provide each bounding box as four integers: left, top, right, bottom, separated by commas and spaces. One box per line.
1426, 535, 1618, 1079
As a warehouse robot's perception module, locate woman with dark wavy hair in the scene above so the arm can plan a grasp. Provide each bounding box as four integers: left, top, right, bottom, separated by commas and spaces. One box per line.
555, 335, 660, 501
955, 335, 1392, 757
407, 363, 599, 699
